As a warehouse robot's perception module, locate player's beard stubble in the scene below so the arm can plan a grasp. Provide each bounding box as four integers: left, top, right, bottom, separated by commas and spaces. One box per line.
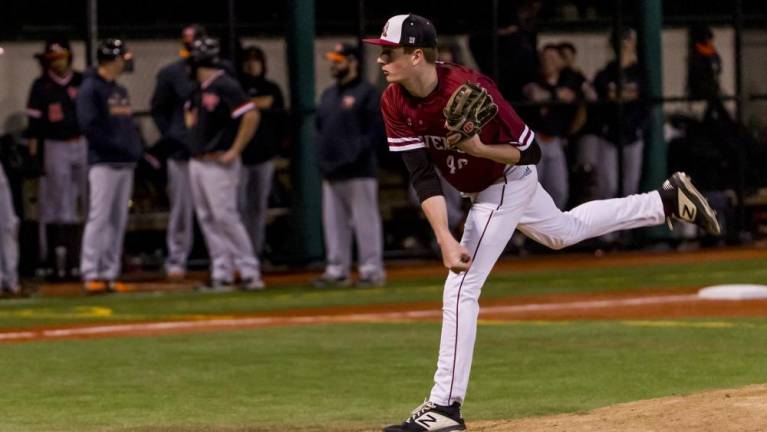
331, 63, 350, 81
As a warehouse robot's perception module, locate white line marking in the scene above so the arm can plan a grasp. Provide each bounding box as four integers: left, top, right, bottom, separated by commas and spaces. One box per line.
0, 294, 707, 342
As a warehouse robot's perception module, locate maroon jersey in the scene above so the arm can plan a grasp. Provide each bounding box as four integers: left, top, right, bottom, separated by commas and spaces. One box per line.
381, 62, 535, 193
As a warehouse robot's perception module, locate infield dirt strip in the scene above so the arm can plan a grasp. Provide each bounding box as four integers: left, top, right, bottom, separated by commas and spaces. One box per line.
1, 288, 766, 342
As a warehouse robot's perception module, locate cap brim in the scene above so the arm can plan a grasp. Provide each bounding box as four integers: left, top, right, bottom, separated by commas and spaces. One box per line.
362, 38, 399, 46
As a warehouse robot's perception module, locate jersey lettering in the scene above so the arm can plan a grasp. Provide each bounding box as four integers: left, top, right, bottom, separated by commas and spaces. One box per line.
423, 135, 465, 153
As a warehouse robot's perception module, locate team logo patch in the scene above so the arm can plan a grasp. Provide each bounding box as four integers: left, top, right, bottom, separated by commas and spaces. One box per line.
47, 103, 64, 123
67, 86, 78, 100
462, 121, 475, 134
202, 92, 220, 111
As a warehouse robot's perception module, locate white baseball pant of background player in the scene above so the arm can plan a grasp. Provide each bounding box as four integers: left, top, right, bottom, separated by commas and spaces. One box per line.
80, 165, 134, 281
165, 158, 194, 274
188, 157, 261, 282
37, 137, 88, 259
428, 164, 665, 406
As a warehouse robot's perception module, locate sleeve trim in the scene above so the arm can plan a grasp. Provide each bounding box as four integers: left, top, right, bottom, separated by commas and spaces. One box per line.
231, 102, 256, 119
26, 108, 43, 119
514, 125, 535, 151
388, 137, 422, 144
389, 142, 426, 152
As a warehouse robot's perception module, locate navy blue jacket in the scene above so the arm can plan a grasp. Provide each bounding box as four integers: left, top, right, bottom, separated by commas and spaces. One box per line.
76, 69, 143, 165
150, 60, 196, 160
315, 77, 384, 180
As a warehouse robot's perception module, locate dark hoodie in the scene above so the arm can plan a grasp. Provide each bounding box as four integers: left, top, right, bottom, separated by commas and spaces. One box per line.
76, 68, 142, 165
315, 76, 384, 180
239, 73, 286, 165
151, 59, 196, 160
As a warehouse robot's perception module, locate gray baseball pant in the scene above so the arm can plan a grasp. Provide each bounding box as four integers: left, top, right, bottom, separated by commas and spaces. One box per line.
577, 134, 643, 198
409, 172, 465, 231
536, 136, 569, 209
38, 137, 88, 259
80, 164, 134, 281
321, 178, 385, 280
0, 164, 19, 288
238, 160, 275, 257
165, 159, 194, 273
189, 158, 260, 282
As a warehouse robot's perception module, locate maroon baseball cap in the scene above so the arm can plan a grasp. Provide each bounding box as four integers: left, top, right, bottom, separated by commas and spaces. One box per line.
363, 14, 437, 48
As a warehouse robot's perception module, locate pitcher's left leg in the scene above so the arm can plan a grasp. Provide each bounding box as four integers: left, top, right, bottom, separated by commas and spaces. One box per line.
517, 182, 664, 250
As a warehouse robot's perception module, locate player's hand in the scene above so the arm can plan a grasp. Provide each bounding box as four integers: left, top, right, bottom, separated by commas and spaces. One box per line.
556, 87, 576, 103
217, 150, 239, 166
440, 237, 472, 273
449, 133, 485, 157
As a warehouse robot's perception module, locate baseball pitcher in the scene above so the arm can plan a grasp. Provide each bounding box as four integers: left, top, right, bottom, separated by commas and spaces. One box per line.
365, 14, 721, 432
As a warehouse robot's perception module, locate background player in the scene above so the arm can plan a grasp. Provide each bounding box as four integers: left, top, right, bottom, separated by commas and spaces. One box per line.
364, 14, 721, 432
237, 45, 286, 261
0, 45, 19, 295
313, 43, 386, 287
184, 36, 263, 291
26, 38, 86, 280
151, 24, 206, 279
76, 39, 142, 294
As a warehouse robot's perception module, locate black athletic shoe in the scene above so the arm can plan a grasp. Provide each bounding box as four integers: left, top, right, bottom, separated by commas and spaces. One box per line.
383, 401, 466, 432
662, 172, 721, 236
311, 274, 351, 288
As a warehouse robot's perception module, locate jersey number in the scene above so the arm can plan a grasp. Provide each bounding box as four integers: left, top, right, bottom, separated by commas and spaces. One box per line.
446, 155, 469, 174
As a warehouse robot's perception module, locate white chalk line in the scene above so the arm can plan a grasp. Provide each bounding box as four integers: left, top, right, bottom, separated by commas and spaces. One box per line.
0, 294, 704, 342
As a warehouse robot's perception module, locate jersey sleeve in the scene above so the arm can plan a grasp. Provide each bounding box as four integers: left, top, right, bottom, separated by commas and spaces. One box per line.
219, 78, 256, 119
476, 75, 536, 150
380, 86, 424, 152
26, 80, 46, 137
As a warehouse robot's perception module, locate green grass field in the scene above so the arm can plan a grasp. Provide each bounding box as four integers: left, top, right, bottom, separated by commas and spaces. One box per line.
0, 255, 766, 431
1, 321, 766, 431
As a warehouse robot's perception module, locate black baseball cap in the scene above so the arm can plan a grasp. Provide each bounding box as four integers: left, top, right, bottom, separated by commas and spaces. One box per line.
97, 38, 130, 62
363, 14, 437, 48
325, 43, 360, 62
35, 38, 72, 61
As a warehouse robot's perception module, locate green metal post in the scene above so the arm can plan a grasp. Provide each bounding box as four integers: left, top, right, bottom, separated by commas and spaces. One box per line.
638, 0, 665, 192
638, 0, 668, 241
286, 0, 323, 263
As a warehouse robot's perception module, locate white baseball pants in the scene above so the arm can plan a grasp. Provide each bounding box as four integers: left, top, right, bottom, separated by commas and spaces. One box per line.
429, 165, 665, 406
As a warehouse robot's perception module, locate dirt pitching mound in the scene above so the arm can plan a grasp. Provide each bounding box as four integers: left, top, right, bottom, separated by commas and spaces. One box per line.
471, 385, 767, 432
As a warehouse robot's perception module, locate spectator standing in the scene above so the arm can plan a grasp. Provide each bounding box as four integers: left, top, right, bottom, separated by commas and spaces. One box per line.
590, 28, 646, 199
76, 39, 142, 293
687, 24, 722, 101
314, 43, 386, 287
523, 44, 582, 208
